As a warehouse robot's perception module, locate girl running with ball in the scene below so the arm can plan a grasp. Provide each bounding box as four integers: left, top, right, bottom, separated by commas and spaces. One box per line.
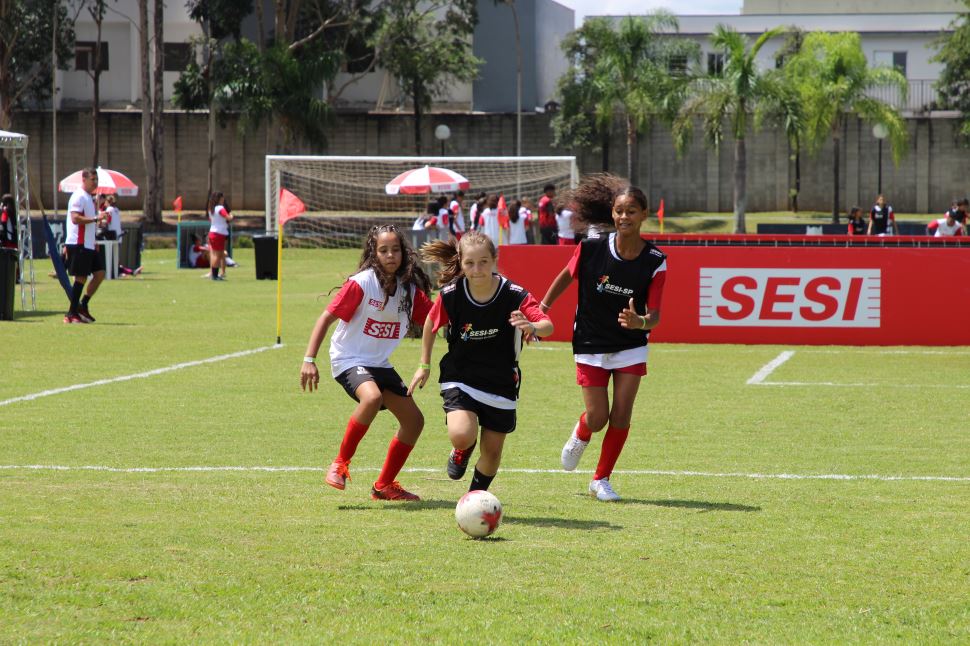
539, 174, 667, 502
409, 231, 553, 493
301, 225, 433, 501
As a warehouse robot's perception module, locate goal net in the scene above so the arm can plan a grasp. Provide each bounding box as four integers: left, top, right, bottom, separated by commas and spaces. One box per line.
264, 156, 578, 249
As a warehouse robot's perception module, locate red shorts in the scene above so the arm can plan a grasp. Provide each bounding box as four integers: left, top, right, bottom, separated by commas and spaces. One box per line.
557, 237, 578, 245
208, 232, 227, 252
576, 362, 647, 387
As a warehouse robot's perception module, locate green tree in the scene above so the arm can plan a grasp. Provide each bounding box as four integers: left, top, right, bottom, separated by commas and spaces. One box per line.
374, 0, 480, 155
0, 0, 74, 191
83, 0, 113, 167
773, 27, 806, 212
673, 25, 784, 233
932, 0, 970, 140
562, 15, 696, 183
786, 31, 907, 223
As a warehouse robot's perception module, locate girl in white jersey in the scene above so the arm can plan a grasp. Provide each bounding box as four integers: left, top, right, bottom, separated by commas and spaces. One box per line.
409, 232, 553, 494
540, 174, 667, 502
301, 224, 434, 501
207, 191, 233, 280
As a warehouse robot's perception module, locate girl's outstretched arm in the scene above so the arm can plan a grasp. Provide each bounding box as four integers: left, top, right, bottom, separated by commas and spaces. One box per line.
540, 265, 574, 313
301, 310, 337, 392
408, 315, 437, 395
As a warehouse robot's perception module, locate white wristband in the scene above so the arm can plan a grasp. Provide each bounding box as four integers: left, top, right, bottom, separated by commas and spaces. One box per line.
303, 356, 316, 364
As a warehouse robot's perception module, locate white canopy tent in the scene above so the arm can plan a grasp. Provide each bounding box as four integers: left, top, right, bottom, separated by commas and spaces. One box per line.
0, 129, 36, 311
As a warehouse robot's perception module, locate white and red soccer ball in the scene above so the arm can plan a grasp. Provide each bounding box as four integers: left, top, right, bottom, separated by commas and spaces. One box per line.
455, 490, 503, 538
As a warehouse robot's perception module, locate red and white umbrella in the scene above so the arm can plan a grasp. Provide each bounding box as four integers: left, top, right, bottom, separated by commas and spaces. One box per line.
59, 167, 139, 197
385, 166, 470, 195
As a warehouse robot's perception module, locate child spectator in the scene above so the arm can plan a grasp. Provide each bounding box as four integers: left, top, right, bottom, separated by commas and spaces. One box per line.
847, 206, 866, 235
537, 183, 558, 244
507, 198, 530, 245
207, 191, 233, 280
435, 195, 451, 241
868, 194, 896, 236
556, 204, 576, 245
478, 194, 501, 246
927, 210, 966, 237
449, 190, 466, 240
410, 231, 553, 493
301, 224, 434, 501
468, 192, 486, 231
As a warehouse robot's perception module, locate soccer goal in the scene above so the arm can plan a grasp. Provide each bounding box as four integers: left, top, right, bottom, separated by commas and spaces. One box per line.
264, 156, 578, 249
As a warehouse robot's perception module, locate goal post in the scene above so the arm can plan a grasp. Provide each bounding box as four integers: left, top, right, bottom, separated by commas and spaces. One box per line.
264, 155, 579, 248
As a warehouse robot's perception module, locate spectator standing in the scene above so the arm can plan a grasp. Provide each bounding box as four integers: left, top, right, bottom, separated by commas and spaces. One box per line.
449, 191, 466, 240
435, 196, 451, 241
413, 201, 436, 231
868, 194, 896, 236
537, 183, 558, 244
944, 197, 968, 227
507, 199, 530, 245
479, 195, 501, 246
468, 192, 486, 231
556, 205, 576, 245
207, 191, 233, 280
927, 211, 966, 237
847, 207, 866, 236
64, 168, 107, 323
0, 193, 17, 250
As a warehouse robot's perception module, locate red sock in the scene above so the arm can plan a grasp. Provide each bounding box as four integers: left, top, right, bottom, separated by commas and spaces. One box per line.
375, 437, 414, 489
336, 417, 369, 463
575, 412, 593, 442
593, 425, 629, 480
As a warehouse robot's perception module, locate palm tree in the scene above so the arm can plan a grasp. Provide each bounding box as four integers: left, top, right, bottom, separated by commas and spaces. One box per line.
786, 32, 908, 223
674, 25, 784, 233
587, 14, 697, 183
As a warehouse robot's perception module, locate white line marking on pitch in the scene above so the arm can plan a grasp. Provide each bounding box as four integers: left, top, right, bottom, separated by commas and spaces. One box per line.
759, 381, 970, 389
1, 464, 969, 482
0, 345, 283, 408
747, 350, 795, 385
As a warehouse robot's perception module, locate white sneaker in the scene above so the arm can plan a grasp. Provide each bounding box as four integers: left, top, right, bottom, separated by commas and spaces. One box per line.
560, 424, 589, 471
589, 478, 621, 502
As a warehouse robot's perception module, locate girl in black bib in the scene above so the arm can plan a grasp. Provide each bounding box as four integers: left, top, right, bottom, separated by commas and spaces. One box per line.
409, 232, 553, 494
540, 174, 667, 501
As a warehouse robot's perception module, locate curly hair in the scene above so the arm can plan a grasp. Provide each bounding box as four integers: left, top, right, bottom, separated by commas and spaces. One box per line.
420, 230, 496, 287
355, 224, 432, 320
564, 173, 648, 228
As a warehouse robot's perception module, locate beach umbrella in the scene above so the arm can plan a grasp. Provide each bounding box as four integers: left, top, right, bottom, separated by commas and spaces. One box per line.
385, 166, 470, 195
59, 167, 139, 196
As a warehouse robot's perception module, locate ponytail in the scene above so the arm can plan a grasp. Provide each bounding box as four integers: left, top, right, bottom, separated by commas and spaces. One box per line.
421, 231, 497, 287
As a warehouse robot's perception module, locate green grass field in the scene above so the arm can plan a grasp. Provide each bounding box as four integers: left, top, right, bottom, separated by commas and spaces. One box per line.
2, 248, 969, 643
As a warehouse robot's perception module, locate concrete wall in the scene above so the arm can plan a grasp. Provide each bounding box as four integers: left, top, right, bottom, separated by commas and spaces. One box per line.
9, 109, 970, 217
535, 0, 574, 109
473, 0, 538, 112
743, 0, 962, 14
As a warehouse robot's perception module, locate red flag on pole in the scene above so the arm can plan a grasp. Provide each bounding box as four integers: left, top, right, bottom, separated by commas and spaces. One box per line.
497, 194, 509, 228
657, 198, 665, 234
173, 195, 183, 213
278, 188, 306, 226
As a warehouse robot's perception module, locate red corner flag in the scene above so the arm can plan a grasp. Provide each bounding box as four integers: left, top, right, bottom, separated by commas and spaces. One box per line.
278, 188, 306, 226
657, 198, 665, 234
497, 194, 510, 228
173, 195, 183, 213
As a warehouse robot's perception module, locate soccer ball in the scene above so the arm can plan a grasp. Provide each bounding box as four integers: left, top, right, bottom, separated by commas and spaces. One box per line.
455, 490, 503, 538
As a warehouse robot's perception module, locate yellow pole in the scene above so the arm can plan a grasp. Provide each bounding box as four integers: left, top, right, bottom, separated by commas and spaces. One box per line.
275, 222, 284, 345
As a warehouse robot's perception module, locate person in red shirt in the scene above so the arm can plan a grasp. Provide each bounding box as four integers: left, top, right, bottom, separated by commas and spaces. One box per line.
0, 194, 17, 250
537, 183, 558, 245
540, 174, 667, 502
301, 224, 434, 501
409, 231, 553, 494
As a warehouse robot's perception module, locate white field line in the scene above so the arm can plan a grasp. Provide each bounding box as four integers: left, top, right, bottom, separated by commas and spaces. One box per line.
1, 464, 969, 482
0, 345, 283, 408
746, 350, 795, 385
760, 381, 970, 389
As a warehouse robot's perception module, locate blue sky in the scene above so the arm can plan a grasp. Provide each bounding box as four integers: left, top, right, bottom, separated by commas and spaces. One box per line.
558, 0, 744, 27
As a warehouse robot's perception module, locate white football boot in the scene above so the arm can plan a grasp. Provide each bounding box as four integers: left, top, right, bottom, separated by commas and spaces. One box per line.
588, 478, 621, 502
560, 422, 590, 471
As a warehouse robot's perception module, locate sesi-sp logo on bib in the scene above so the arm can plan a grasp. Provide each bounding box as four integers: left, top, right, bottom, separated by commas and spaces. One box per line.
363, 318, 401, 338
699, 268, 880, 327
595, 274, 634, 297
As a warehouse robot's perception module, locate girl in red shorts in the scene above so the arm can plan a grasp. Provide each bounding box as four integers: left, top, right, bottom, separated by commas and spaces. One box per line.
539, 174, 667, 501
207, 191, 233, 280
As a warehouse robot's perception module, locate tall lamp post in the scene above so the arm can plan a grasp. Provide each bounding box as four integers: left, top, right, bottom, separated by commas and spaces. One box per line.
434, 124, 451, 157
872, 123, 888, 196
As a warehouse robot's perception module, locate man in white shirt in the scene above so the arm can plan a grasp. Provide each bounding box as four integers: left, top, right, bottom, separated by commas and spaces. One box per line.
64, 168, 107, 323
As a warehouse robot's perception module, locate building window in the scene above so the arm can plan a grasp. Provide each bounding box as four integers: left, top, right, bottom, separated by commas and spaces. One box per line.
668, 55, 688, 76
164, 43, 193, 72
874, 50, 907, 77
75, 41, 109, 72
707, 53, 724, 76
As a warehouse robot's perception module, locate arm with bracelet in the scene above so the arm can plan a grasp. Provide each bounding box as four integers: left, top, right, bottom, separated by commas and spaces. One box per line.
407, 313, 437, 395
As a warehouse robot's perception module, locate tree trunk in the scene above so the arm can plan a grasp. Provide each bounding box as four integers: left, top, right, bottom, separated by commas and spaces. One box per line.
626, 114, 638, 183
204, 20, 214, 199
151, 0, 164, 222
793, 142, 801, 213
601, 130, 610, 172
734, 136, 747, 234
412, 79, 422, 155
139, 0, 157, 223
831, 133, 841, 224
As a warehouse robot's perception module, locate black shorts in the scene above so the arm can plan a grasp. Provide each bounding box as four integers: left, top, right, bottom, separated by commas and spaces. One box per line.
334, 366, 409, 408
441, 387, 516, 434
65, 245, 105, 277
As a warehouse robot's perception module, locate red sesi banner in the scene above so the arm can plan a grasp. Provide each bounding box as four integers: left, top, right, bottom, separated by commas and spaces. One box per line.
498, 243, 970, 346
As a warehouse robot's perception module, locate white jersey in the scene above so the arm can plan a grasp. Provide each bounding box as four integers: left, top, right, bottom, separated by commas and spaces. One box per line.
933, 217, 964, 237
436, 207, 451, 240
66, 189, 97, 249
468, 202, 479, 230
209, 204, 230, 235
449, 200, 465, 234
327, 268, 419, 377
106, 206, 123, 238
508, 208, 529, 244
480, 207, 500, 245
556, 208, 575, 239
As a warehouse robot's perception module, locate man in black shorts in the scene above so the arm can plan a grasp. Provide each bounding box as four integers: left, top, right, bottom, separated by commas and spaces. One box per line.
64, 168, 106, 324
